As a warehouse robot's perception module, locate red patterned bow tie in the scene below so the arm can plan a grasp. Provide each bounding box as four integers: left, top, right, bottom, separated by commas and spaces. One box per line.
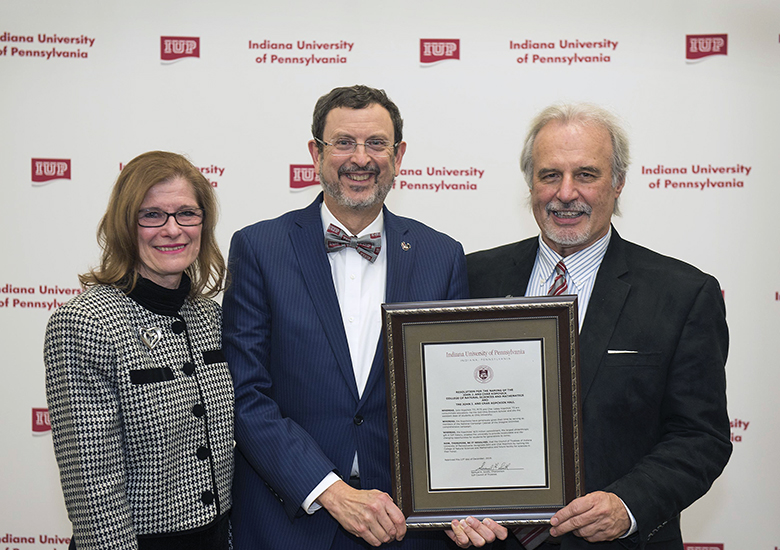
324, 224, 382, 263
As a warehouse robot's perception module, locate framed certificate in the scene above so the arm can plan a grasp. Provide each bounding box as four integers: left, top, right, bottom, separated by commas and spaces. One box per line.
382, 296, 583, 528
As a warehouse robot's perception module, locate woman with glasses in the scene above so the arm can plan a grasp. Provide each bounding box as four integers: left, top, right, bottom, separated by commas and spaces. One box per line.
44, 151, 233, 550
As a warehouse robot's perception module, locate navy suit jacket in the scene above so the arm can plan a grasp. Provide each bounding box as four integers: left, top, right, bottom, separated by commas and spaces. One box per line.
223, 194, 468, 550
467, 230, 731, 550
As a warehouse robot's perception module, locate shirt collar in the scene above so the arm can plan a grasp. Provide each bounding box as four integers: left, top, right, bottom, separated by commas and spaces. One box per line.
536, 228, 611, 286
320, 201, 384, 238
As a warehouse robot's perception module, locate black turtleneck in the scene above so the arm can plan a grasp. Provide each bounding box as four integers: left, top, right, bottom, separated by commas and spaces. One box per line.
128, 274, 191, 316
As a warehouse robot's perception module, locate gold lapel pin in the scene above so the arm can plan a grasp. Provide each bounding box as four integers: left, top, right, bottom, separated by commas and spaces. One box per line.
401, 241, 411, 251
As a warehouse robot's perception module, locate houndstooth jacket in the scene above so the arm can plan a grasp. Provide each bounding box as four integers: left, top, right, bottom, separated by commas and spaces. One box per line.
44, 282, 234, 550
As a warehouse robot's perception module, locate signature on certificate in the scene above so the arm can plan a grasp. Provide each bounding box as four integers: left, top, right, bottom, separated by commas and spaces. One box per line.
470, 461, 516, 475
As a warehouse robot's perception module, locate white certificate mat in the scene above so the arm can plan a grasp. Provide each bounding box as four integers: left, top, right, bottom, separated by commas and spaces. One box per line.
423, 340, 547, 490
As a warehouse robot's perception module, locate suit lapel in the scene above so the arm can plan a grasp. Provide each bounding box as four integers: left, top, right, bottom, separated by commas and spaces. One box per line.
383, 209, 413, 305
290, 195, 359, 400
508, 239, 538, 298
361, 209, 412, 404
475, 233, 628, 404
577, 230, 630, 400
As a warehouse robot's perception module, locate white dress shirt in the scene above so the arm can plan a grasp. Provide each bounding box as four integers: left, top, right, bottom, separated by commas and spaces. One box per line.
302, 202, 387, 513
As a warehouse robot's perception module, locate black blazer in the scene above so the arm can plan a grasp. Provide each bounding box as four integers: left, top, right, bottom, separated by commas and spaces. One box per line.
467, 229, 731, 550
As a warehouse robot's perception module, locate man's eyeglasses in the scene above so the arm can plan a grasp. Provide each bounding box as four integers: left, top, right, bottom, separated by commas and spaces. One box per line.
138, 208, 204, 228
315, 137, 398, 157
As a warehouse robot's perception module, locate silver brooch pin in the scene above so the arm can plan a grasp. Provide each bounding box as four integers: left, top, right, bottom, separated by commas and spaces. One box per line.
401, 241, 411, 251
139, 327, 163, 350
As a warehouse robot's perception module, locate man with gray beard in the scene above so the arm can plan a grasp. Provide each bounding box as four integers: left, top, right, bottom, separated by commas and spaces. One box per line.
224, 85, 506, 550
468, 103, 731, 550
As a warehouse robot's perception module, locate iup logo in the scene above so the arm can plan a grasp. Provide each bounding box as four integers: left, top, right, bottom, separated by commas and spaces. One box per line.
290, 164, 319, 191
32, 158, 71, 184
686, 34, 727, 60
420, 39, 460, 63
161, 36, 200, 61
32, 408, 51, 434
474, 365, 494, 383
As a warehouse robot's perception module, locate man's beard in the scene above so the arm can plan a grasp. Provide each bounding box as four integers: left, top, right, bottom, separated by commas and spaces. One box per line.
540, 199, 593, 247
320, 162, 394, 210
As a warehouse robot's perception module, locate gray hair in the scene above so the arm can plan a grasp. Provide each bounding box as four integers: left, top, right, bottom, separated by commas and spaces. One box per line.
519, 103, 630, 215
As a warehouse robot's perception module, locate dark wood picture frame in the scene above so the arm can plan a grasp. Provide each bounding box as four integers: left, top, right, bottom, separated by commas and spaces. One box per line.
382, 296, 584, 528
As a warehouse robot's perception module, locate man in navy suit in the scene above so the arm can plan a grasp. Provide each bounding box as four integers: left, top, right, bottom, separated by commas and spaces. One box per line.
223, 85, 507, 549
468, 103, 731, 549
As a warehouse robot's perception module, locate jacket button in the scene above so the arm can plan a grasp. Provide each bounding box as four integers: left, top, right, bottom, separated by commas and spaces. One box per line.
201, 490, 214, 505
171, 320, 185, 334
353, 415, 364, 426
192, 404, 206, 417
197, 446, 211, 460
183, 362, 196, 376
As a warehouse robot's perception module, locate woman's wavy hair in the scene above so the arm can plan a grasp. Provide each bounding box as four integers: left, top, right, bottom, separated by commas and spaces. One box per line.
79, 151, 226, 298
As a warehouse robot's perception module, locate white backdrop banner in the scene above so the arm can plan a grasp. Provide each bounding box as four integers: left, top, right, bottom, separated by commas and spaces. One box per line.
2, 0, 778, 548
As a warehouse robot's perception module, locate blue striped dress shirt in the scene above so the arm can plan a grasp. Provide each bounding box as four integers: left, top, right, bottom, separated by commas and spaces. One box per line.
526, 229, 612, 330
